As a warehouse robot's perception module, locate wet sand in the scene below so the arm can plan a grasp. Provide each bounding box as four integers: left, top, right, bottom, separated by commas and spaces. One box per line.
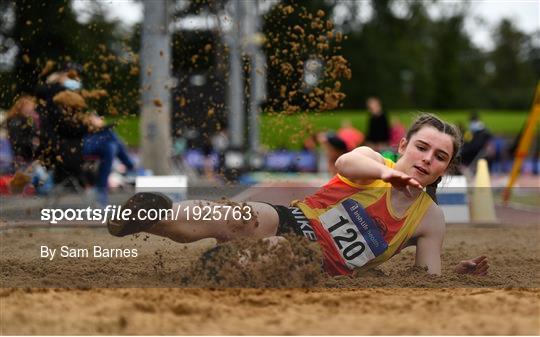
1, 223, 539, 335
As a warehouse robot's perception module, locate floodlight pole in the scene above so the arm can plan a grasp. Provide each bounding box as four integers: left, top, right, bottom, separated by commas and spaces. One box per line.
228, 0, 245, 148
246, 0, 265, 154
140, 0, 172, 174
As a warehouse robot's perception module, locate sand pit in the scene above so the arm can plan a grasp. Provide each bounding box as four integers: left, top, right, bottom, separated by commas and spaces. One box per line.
1, 222, 539, 335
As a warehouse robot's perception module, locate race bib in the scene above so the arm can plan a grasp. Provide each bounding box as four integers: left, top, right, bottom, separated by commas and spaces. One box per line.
319, 199, 388, 269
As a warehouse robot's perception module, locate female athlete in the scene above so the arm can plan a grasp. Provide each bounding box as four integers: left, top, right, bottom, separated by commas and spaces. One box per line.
108, 113, 488, 276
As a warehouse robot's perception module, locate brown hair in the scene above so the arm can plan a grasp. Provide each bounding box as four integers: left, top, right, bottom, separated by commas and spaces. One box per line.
405, 113, 462, 203
6, 96, 36, 120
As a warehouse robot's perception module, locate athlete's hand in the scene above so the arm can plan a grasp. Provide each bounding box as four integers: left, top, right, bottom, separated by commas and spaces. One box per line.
381, 168, 423, 197
454, 255, 489, 276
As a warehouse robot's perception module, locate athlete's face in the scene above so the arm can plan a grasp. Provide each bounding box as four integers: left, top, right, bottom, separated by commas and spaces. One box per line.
396, 126, 454, 186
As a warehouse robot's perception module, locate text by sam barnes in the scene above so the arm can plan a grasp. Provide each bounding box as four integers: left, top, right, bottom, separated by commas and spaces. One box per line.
40, 245, 138, 260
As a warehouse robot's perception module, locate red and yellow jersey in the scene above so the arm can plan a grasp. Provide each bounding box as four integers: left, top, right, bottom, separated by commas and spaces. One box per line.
292, 159, 434, 275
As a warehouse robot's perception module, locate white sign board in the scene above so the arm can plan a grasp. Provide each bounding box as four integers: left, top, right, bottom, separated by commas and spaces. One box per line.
438, 175, 470, 223
135, 175, 188, 202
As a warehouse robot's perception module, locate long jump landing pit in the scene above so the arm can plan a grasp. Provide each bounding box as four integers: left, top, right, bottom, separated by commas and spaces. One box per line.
1, 185, 539, 335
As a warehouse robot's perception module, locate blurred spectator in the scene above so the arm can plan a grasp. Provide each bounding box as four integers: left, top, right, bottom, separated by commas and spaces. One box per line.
487, 135, 509, 174
365, 97, 390, 151
0, 96, 54, 194
317, 132, 345, 176
302, 133, 318, 152
35, 63, 135, 206
389, 116, 406, 150
5, 96, 39, 169
460, 111, 492, 168
0, 111, 14, 175
317, 120, 364, 175
35, 65, 90, 174
337, 120, 364, 152
303, 133, 326, 172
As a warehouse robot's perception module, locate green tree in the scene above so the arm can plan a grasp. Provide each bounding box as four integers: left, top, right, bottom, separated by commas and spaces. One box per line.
75, 1, 141, 116
488, 19, 537, 109
11, 0, 82, 94
0, 0, 140, 115
430, 13, 487, 109
340, 0, 437, 109
0, 0, 82, 106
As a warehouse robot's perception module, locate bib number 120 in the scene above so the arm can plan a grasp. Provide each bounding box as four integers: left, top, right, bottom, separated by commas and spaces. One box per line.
328, 216, 365, 261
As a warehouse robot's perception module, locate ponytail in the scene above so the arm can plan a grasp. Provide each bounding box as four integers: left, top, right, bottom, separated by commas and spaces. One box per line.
426, 176, 442, 204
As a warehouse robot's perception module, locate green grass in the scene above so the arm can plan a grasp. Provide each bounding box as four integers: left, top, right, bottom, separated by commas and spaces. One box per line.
261, 110, 531, 150
108, 110, 531, 149
494, 191, 540, 208
107, 116, 139, 147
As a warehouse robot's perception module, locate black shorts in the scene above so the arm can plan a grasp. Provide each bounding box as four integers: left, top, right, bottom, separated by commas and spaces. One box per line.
268, 204, 318, 242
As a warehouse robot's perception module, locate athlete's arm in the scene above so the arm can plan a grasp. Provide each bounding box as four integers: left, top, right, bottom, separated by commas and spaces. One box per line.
335, 146, 423, 189
414, 205, 490, 275
335, 146, 386, 183
413, 204, 445, 274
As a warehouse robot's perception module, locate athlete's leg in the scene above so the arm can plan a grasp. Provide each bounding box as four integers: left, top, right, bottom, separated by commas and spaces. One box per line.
145, 200, 279, 243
